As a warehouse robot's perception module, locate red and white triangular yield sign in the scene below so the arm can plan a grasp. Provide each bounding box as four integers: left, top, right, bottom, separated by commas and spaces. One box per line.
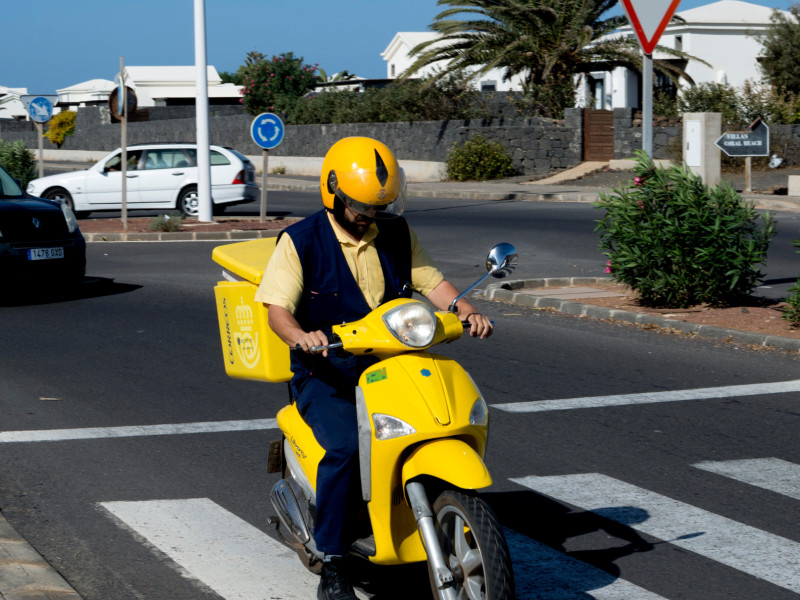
620, 0, 682, 55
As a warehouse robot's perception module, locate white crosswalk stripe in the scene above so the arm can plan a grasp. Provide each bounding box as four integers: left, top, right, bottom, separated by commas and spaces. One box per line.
693, 458, 800, 501
512, 472, 800, 594
492, 379, 800, 413
101, 497, 669, 600
100, 498, 321, 600
98, 462, 800, 600
505, 528, 667, 599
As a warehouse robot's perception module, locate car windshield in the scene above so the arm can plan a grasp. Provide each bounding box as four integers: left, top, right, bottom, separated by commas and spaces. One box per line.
0, 167, 25, 199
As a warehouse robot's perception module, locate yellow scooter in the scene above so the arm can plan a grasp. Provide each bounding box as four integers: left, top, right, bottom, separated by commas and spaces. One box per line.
212, 241, 517, 600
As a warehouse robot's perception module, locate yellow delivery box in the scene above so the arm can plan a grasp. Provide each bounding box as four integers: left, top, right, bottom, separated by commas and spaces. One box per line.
212, 237, 292, 383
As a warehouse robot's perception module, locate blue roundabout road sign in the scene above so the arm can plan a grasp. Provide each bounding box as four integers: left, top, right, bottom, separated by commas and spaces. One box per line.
250, 113, 285, 150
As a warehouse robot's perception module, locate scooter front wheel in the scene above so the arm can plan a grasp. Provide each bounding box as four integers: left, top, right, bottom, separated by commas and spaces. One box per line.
429, 490, 514, 600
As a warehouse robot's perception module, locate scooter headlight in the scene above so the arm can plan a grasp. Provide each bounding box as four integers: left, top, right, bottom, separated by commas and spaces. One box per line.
470, 397, 489, 426
373, 413, 416, 440
382, 302, 436, 348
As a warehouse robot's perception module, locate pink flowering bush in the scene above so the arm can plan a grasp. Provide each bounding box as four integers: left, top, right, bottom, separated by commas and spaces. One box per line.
240, 52, 320, 116
595, 150, 776, 308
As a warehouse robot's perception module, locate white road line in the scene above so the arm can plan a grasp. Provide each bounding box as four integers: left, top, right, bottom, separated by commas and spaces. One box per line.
505, 528, 667, 599
512, 473, 800, 594
493, 379, 800, 413
694, 458, 800, 501
101, 497, 668, 600
100, 498, 321, 600
0, 419, 277, 443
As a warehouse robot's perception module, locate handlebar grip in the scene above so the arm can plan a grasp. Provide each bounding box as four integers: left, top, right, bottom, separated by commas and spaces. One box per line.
291, 342, 345, 353
461, 319, 495, 327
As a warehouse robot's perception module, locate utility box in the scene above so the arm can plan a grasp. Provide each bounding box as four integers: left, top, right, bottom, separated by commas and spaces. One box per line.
683, 113, 721, 186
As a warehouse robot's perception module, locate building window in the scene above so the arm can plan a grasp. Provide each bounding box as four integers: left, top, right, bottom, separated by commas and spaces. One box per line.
391, 64, 396, 77
675, 35, 683, 51
480, 81, 496, 91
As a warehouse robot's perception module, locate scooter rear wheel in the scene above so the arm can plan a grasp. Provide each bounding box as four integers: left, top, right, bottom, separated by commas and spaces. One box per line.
429, 489, 514, 600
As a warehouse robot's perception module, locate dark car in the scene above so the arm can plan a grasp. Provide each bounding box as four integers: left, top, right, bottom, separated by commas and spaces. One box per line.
0, 165, 86, 287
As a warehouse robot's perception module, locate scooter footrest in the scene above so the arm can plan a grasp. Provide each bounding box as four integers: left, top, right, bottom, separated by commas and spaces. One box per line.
350, 535, 376, 557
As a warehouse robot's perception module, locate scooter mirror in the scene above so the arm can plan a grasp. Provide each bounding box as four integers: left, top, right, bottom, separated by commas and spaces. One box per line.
486, 243, 518, 278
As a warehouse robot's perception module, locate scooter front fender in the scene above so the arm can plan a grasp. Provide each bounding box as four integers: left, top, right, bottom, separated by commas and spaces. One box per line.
401, 438, 492, 490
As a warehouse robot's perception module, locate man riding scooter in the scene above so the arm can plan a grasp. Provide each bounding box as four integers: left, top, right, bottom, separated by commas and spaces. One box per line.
254, 136, 494, 600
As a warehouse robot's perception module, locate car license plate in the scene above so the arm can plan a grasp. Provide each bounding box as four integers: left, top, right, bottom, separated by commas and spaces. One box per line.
28, 247, 64, 261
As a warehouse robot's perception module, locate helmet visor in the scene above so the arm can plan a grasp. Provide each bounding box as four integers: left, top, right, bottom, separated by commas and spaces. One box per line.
332, 169, 406, 219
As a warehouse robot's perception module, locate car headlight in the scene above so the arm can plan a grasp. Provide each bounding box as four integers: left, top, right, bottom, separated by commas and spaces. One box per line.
469, 396, 489, 426
382, 302, 436, 348
373, 414, 416, 440
61, 202, 79, 233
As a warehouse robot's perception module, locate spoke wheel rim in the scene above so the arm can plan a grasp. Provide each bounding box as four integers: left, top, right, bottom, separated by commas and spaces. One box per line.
438, 506, 486, 600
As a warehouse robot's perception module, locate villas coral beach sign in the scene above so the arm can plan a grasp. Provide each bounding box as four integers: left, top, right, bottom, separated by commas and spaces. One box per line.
620, 0, 682, 54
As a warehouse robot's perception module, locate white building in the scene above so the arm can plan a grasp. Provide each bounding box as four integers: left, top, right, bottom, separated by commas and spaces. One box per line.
56, 79, 116, 110
121, 66, 242, 107
383, 1, 790, 108
52, 66, 242, 113
580, 0, 791, 110
0, 86, 29, 120
381, 32, 527, 91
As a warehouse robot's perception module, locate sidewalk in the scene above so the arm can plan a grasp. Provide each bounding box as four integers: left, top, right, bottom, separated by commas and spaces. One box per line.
0, 511, 81, 600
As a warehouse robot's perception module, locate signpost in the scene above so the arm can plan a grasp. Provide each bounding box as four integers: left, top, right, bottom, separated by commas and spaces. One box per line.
23, 96, 56, 179
113, 58, 132, 232
620, 0, 682, 156
250, 113, 285, 223
715, 118, 769, 192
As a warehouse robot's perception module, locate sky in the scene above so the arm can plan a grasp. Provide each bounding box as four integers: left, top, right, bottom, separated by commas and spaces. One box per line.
2, 0, 796, 94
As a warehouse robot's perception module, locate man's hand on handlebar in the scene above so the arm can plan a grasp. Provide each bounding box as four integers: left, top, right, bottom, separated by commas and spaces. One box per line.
465, 312, 493, 339
294, 330, 330, 356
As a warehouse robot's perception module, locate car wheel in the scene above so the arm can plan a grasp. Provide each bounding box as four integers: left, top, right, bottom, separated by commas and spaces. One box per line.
42, 187, 90, 219
177, 186, 199, 217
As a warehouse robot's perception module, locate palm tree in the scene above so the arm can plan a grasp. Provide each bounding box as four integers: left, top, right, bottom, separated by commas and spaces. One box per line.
403, 0, 700, 117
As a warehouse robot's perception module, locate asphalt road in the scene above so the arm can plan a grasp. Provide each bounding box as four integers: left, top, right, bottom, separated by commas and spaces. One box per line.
2, 196, 800, 599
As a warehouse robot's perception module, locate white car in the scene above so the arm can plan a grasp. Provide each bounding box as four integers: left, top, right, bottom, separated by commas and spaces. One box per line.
27, 143, 259, 218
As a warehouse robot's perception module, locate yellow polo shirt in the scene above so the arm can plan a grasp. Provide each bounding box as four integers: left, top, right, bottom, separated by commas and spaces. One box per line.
255, 212, 443, 313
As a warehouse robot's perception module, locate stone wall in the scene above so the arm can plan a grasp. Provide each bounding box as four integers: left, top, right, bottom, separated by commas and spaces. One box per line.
614, 108, 682, 161
0, 106, 583, 177
3, 105, 797, 175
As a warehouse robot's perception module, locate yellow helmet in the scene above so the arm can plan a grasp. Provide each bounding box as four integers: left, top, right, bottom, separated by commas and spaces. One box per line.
320, 137, 406, 218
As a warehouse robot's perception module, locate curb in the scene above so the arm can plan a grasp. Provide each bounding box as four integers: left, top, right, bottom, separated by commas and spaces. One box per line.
0, 511, 82, 600
483, 277, 800, 353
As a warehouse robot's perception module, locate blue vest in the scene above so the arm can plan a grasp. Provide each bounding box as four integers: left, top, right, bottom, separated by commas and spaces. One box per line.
281, 210, 412, 382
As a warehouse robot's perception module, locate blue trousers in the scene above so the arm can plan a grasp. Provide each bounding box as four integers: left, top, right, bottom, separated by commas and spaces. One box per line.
290, 353, 376, 555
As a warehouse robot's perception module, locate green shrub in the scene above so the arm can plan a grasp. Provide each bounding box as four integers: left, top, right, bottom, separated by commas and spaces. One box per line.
782, 280, 800, 326
148, 213, 183, 232
240, 52, 320, 116
446, 136, 516, 181
679, 82, 741, 125
0, 139, 37, 187
595, 150, 776, 308
44, 111, 76, 148
782, 238, 800, 325
288, 75, 490, 125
